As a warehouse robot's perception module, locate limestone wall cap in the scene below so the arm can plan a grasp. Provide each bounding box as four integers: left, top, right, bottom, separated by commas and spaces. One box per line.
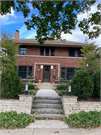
63, 95, 78, 98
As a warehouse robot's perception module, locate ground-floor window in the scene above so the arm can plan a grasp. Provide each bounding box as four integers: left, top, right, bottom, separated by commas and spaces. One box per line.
16, 66, 32, 78
61, 67, 80, 80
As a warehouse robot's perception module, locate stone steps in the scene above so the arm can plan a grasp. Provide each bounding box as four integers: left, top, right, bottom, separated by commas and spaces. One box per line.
32, 108, 63, 114
36, 83, 57, 89
34, 99, 62, 104
32, 103, 62, 109
31, 114, 65, 118
31, 96, 65, 118
35, 96, 61, 100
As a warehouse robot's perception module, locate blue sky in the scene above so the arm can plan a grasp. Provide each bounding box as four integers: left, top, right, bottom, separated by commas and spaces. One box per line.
0, 1, 101, 47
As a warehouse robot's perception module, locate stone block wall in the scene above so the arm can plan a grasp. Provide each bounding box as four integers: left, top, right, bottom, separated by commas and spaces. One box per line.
62, 96, 101, 116
0, 95, 33, 115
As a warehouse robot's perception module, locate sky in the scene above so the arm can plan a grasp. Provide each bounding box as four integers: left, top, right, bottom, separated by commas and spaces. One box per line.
0, 1, 101, 47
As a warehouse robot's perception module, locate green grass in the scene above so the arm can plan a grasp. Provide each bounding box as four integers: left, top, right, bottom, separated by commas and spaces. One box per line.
29, 90, 38, 94
55, 90, 61, 94
0, 111, 35, 129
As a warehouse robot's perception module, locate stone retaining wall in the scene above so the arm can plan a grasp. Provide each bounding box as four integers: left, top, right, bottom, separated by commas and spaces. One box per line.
0, 95, 33, 114
62, 96, 101, 116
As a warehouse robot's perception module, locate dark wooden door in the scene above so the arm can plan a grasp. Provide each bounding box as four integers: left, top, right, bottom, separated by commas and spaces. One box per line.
43, 66, 50, 82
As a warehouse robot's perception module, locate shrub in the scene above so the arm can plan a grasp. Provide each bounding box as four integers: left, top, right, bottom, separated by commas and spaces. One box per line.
28, 83, 36, 89
92, 70, 100, 97
1, 69, 22, 98
70, 70, 93, 98
64, 111, 101, 128
0, 111, 35, 129
58, 90, 68, 96
56, 83, 68, 96
56, 83, 68, 90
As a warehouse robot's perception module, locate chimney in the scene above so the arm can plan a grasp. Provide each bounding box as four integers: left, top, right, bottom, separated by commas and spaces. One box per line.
14, 30, 19, 40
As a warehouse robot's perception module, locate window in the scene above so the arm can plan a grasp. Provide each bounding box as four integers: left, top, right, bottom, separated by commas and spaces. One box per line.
51, 47, 55, 56
61, 67, 78, 80
61, 68, 65, 79
40, 47, 44, 56
77, 48, 82, 57
46, 47, 49, 56
19, 46, 26, 55
18, 66, 32, 78
69, 48, 75, 57
67, 68, 75, 80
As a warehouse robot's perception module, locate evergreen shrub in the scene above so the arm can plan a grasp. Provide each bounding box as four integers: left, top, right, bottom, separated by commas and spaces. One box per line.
1, 69, 22, 98
70, 70, 93, 98
92, 70, 100, 97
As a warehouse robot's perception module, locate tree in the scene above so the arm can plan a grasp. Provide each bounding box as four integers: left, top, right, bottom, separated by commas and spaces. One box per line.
0, 31, 19, 70
1, 0, 99, 44
79, 2, 101, 39
78, 42, 100, 76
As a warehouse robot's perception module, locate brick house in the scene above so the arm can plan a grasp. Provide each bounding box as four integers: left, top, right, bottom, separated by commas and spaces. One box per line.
14, 30, 85, 83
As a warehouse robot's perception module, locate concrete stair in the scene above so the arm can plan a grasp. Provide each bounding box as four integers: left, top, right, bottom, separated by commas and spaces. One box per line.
36, 83, 57, 89
31, 96, 65, 118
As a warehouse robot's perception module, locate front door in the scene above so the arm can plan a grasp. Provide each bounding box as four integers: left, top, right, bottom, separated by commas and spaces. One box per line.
43, 66, 50, 82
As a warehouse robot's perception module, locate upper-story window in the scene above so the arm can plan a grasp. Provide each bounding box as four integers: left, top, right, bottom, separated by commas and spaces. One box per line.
19, 46, 26, 55
69, 48, 75, 57
77, 48, 83, 57
40, 47, 44, 56
51, 47, 55, 56
46, 47, 49, 56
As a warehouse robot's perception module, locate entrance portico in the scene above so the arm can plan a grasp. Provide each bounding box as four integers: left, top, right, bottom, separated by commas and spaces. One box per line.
34, 62, 60, 83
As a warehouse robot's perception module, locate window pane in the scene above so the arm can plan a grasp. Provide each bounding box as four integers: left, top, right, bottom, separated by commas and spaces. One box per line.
28, 66, 32, 76
18, 66, 27, 78
19, 66, 26, 71
51, 47, 55, 56
69, 48, 75, 57
67, 68, 75, 80
40, 47, 44, 56
19, 46, 26, 55
46, 47, 49, 56
61, 68, 65, 79
77, 48, 82, 57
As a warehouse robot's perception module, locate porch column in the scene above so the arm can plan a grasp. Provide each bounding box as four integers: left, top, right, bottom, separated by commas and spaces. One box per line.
50, 66, 53, 83
40, 65, 43, 82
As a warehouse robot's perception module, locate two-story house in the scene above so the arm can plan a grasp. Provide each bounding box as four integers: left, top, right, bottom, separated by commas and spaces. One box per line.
14, 30, 85, 83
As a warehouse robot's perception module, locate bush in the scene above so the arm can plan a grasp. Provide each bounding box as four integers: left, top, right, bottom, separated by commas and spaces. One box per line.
92, 70, 100, 97
0, 111, 35, 129
64, 111, 101, 128
28, 83, 36, 89
56, 83, 68, 96
70, 70, 93, 98
58, 90, 68, 96
1, 69, 22, 98
56, 83, 68, 90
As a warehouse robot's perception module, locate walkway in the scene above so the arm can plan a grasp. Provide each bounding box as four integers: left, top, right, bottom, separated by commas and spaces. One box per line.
0, 120, 101, 135
36, 89, 59, 97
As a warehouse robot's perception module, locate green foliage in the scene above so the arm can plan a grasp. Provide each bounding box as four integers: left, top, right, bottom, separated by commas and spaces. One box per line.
56, 83, 68, 96
56, 83, 68, 90
1, 1, 99, 44
79, 43, 100, 75
92, 70, 100, 97
29, 90, 38, 95
1, 69, 22, 98
0, 31, 19, 70
64, 111, 101, 128
79, 2, 101, 39
28, 83, 36, 89
70, 70, 93, 98
0, 111, 35, 129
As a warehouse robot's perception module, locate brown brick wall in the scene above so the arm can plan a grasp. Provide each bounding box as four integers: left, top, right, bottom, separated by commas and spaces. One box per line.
16, 55, 82, 83
20, 46, 78, 57
27, 46, 40, 55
